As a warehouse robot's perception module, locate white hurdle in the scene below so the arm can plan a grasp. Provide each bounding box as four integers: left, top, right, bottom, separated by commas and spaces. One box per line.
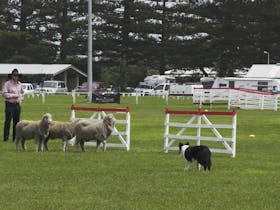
70, 105, 131, 151
164, 108, 237, 157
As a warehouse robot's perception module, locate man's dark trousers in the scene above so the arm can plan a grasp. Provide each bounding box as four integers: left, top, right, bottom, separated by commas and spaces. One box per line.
4, 101, 21, 141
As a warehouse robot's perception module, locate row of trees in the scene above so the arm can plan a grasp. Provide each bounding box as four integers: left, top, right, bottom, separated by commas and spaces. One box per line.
1, 0, 280, 88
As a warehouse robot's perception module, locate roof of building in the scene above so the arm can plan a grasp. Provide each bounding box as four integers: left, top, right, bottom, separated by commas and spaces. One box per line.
0, 64, 87, 77
245, 64, 280, 78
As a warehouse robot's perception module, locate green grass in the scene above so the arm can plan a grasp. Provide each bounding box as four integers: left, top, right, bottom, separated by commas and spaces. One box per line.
0, 94, 280, 210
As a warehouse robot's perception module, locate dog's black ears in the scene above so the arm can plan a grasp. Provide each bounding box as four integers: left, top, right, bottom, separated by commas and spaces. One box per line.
185, 142, 190, 145
179, 142, 183, 147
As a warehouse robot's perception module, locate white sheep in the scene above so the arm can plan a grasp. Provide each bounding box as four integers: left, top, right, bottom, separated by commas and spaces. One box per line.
44, 120, 80, 152
74, 114, 116, 152
15, 113, 52, 152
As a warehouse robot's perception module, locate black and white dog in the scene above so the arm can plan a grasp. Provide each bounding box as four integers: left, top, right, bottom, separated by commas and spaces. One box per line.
179, 142, 211, 171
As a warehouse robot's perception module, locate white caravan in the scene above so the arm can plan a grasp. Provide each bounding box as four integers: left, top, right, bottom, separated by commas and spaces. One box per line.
211, 77, 280, 92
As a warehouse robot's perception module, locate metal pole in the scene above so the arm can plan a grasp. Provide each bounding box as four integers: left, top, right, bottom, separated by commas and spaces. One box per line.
264, 51, 270, 64
87, 0, 93, 102
267, 53, 269, 64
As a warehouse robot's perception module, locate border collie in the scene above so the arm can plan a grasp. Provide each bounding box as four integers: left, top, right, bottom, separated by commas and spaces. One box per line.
179, 142, 211, 171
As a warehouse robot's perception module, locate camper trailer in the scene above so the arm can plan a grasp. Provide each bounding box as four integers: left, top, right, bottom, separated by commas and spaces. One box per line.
211, 77, 280, 92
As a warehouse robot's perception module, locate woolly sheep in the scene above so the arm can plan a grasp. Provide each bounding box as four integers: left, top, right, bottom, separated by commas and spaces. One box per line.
15, 113, 52, 152
44, 120, 80, 152
75, 114, 116, 152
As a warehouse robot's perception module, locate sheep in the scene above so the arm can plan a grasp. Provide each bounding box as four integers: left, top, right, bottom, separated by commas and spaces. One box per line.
74, 114, 116, 152
15, 113, 52, 152
43, 119, 81, 152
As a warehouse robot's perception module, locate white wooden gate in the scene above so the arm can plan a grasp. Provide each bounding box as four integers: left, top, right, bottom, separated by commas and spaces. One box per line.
193, 87, 280, 111
164, 108, 237, 157
70, 105, 130, 151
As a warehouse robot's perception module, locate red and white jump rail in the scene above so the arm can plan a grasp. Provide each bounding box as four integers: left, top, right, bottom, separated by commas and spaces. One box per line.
164, 108, 237, 157
70, 105, 131, 151
193, 88, 280, 110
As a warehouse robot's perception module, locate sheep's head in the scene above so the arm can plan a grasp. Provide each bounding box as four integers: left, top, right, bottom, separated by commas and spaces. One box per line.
103, 114, 116, 128
42, 113, 52, 125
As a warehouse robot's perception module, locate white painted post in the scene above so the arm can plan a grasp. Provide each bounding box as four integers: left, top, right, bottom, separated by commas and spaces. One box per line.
72, 90, 76, 104
274, 95, 278, 111
261, 95, 264, 110
231, 112, 237, 157
165, 93, 169, 105
200, 89, 203, 107
164, 112, 170, 153
136, 93, 139, 105
126, 111, 131, 151
42, 93, 45, 104
197, 114, 201, 146
70, 110, 75, 121
228, 89, 231, 110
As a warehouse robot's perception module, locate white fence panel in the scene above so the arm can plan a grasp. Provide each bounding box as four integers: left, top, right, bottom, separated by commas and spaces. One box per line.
193, 88, 280, 111
70, 105, 131, 151
164, 108, 237, 157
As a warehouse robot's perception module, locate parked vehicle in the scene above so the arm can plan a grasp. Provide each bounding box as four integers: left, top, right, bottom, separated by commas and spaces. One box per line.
92, 88, 120, 103
21, 83, 34, 95
169, 83, 203, 95
143, 82, 203, 96
142, 75, 175, 87
134, 83, 153, 95
150, 83, 170, 96
75, 82, 106, 93
42, 80, 67, 93
34, 87, 53, 94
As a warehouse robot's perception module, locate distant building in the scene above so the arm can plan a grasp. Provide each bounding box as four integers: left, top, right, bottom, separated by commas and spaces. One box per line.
0, 64, 87, 91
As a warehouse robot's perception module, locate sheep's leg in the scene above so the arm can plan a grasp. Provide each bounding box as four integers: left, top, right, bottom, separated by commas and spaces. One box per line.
35, 138, 42, 152
35, 141, 39, 152
102, 140, 107, 152
62, 139, 68, 152
43, 138, 49, 151
41, 140, 45, 152
80, 141, 85, 152
21, 138, 27, 151
15, 137, 20, 151
96, 141, 101, 152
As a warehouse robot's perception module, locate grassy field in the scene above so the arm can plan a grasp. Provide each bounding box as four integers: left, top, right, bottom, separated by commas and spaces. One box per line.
0, 94, 279, 210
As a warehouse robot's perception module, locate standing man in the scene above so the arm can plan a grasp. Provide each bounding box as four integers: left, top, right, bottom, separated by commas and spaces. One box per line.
2, 69, 24, 142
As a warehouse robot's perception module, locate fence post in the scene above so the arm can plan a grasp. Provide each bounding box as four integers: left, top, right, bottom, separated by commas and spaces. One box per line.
232, 111, 237, 157
126, 110, 131, 151
164, 111, 170, 153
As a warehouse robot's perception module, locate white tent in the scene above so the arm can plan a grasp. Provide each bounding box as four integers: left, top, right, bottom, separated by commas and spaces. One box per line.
245, 64, 280, 78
